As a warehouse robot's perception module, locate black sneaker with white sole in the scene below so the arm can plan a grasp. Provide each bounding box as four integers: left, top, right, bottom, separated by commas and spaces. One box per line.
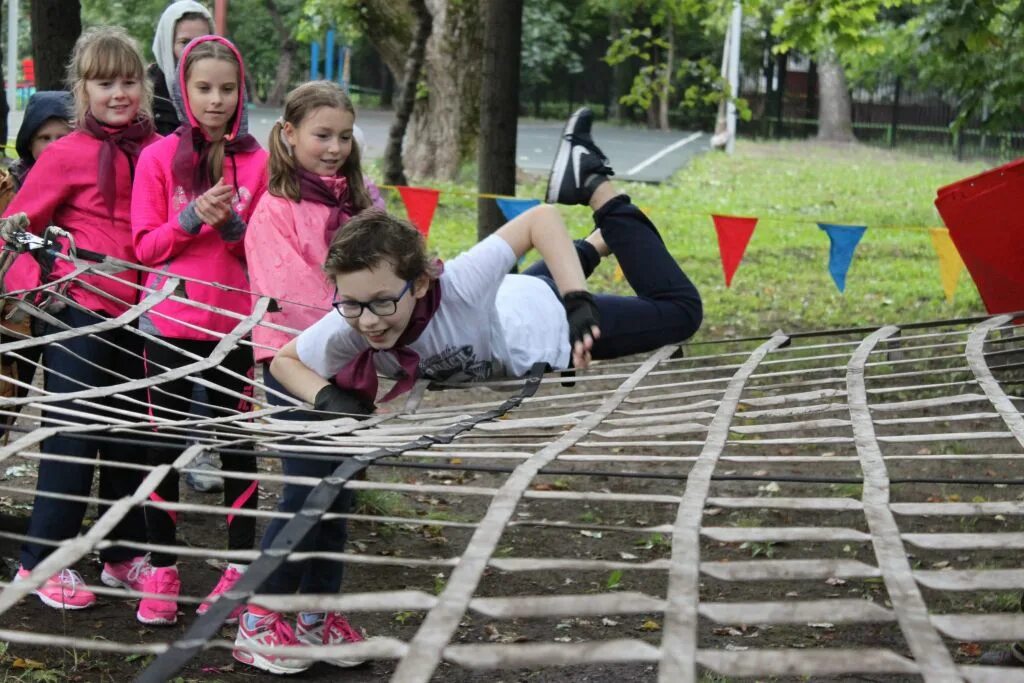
545, 107, 614, 206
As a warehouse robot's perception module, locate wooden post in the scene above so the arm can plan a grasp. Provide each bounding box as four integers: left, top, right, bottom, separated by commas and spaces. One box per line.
215, 0, 228, 36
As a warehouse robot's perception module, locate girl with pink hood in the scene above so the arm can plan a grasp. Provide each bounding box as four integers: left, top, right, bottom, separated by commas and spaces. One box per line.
130, 34, 268, 626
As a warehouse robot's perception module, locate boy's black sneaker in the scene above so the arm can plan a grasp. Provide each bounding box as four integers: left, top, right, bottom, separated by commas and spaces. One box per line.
546, 107, 614, 206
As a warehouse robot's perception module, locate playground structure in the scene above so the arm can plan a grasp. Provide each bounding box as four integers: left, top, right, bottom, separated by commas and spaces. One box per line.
0, 230, 1020, 681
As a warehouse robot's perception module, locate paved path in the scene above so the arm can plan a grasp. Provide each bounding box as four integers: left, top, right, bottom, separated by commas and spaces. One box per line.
8, 105, 709, 184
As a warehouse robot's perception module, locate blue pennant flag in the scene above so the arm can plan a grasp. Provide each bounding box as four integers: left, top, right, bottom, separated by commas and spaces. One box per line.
496, 197, 541, 222
818, 223, 867, 293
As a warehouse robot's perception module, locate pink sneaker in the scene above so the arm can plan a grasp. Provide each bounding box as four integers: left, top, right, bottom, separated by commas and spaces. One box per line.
196, 564, 244, 623
100, 555, 153, 592
15, 566, 96, 610
233, 609, 311, 675
295, 612, 367, 667
136, 565, 180, 625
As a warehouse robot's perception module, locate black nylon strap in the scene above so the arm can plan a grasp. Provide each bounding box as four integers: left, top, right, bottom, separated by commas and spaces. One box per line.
137, 363, 546, 682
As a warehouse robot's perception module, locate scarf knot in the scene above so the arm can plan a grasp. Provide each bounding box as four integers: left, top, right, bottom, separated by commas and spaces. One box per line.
296, 168, 354, 242
82, 112, 154, 217
333, 276, 443, 405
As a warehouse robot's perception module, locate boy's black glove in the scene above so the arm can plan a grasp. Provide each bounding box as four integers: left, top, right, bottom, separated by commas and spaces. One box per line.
313, 384, 373, 419
562, 290, 600, 348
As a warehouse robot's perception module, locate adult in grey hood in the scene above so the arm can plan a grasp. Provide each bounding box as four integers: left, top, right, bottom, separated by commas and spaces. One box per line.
149, 1, 213, 136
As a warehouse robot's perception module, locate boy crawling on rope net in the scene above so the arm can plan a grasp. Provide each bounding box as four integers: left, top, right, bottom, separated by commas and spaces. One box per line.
271, 106, 703, 415
233, 108, 703, 675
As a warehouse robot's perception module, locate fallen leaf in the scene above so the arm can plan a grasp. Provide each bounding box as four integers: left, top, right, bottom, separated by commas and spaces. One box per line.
579, 530, 603, 539
601, 617, 619, 627
12, 658, 45, 670
825, 577, 847, 586
958, 642, 983, 658
808, 622, 834, 629
639, 619, 661, 632
618, 551, 638, 560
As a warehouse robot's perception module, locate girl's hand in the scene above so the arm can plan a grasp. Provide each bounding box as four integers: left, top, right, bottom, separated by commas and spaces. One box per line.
195, 179, 234, 228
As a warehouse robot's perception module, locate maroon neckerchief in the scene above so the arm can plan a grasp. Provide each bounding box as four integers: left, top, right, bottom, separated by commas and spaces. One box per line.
81, 112, 154, 216
171, 124, 261, 195
334, 277, 443, 405
296, 168, 351, 242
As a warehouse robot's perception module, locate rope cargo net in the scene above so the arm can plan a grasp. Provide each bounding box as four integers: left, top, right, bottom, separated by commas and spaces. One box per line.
0, 242, 1022, 682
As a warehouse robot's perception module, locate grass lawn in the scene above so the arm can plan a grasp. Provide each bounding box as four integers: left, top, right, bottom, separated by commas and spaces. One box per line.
377, 139, 993, 340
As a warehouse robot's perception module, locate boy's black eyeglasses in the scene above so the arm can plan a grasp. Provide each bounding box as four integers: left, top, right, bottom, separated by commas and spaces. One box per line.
332, 281, 413, 319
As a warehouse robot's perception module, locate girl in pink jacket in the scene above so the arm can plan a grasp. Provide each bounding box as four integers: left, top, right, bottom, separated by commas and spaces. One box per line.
235, 81, 382, 675
3, 27, 160, 612
129, 35, 268, 626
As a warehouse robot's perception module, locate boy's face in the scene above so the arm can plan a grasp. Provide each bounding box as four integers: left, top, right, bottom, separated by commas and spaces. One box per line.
333, 263, 429, 350
30, 118, 72, 161
173, 18, 211, 63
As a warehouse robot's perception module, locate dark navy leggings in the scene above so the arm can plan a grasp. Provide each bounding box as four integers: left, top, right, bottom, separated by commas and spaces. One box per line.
522, 194, 702, 359
258, 366, 354, 595
20, 306, 148, 569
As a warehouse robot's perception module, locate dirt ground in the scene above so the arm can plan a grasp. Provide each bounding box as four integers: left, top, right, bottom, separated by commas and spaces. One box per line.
0, 341, 1021, 682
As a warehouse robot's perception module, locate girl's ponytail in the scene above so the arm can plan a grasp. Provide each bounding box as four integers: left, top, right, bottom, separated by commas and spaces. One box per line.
267, 120, 300, 201
341, 138, 372, 212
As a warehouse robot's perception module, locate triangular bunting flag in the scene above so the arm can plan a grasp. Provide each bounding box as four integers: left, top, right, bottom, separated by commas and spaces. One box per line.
397, 186, 440, 237
711, 214, 758, 287
495, 197, 541, 222
929, 227, 964, 302
818, 223, 867, 293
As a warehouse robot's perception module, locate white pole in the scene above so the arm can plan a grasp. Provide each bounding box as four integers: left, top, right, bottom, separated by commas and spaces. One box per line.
725, 0, 742, 155
6, 0, 17, 113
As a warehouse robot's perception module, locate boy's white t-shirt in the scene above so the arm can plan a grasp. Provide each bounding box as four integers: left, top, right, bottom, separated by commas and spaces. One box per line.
296, 234, 571, 385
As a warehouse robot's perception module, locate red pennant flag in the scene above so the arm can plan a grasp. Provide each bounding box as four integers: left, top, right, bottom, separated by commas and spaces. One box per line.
397, 186, 440, 237
711, 214, 758, 287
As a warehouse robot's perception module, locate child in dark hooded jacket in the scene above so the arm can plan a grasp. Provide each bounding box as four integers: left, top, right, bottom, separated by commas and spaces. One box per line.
9, 91, 74, 191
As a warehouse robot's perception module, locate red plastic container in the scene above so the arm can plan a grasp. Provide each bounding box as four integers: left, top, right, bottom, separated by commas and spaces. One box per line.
935, 158, 1024, 314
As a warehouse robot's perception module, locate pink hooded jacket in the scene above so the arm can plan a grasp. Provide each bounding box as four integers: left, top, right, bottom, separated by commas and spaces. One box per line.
131, 35, 268, 340
245, 179, 384, 363
3, 128, 161, 316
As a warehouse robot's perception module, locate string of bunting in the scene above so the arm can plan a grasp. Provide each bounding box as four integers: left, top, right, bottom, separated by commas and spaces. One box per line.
379, 184, 965, 302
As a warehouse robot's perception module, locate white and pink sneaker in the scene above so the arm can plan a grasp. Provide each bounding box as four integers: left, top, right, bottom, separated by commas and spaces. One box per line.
233, 608, 311, 675
196, 563, 245, 623
16, 565, 96, 610
295, 611, 367, 667
100, 555, 153, 592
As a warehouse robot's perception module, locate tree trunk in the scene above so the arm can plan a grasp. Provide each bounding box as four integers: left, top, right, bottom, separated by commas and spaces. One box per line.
402, 0, 483, 180
31, 0, 81, 91
262, 0, 298, 106
382, 0, 431, 186
658, 22, 672, 131
358, 1, 415, 90
476, 0, 523, 240
815, 50, 854, 143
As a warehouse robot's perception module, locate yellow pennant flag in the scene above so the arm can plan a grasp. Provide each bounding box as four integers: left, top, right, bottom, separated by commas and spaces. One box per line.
929, 227, 964, 302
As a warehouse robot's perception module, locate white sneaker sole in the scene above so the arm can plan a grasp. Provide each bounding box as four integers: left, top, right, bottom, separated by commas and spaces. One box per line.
233, 648, 310, 676
137, 611, 178, 626
100, 569, 135, 590
546, 108, 582, 203
33, 590, 94, 610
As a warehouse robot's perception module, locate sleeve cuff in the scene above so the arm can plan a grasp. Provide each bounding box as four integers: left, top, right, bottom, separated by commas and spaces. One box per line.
177, 201, 203, 235
218, 211, 246, 242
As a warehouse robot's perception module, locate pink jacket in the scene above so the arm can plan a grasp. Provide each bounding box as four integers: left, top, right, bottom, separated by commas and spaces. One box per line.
2, 129, 160, 316
244, 180, 384, 363
131, 35, 269, 340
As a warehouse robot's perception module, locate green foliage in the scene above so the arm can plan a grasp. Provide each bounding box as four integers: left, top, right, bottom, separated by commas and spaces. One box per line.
81, 0, 170, 60
913, 0, 1024, 130
770, 0, 915, 59
520, 0, 584, 92
606, 569, 623, 589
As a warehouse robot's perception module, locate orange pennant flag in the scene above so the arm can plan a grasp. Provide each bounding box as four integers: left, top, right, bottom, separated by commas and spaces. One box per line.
711, 214, 758, 287
397, 186, 440, 237
929, 227, 964, 302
